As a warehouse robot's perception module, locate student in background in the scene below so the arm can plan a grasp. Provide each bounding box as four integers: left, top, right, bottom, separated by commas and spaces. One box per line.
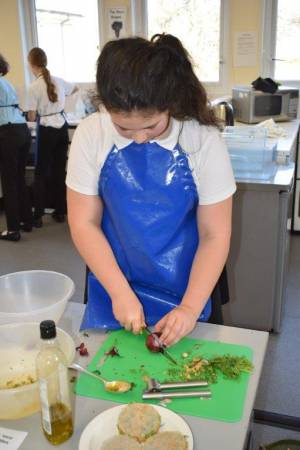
0, 54, 32, 242
27, 47, 76, 227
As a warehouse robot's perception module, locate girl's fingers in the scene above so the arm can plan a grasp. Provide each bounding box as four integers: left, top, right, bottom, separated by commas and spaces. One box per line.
124, 321, 132, 331
164, 322, 184, 347
154, 315, 168, 333
160, 315, 178, 345
132, 317, 143, 334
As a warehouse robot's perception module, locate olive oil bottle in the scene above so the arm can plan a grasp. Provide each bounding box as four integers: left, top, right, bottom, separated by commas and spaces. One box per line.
36, 320, 73, 445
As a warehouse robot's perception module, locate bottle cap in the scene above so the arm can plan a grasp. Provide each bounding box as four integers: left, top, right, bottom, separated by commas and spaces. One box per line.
40, 320, 57, 339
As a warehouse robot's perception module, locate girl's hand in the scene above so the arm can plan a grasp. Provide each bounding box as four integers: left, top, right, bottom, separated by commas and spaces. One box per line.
112, 291, 145, 334
154, 305, 198, 346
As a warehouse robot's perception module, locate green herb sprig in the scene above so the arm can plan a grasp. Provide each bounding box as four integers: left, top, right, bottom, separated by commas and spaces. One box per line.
165, 354, 253, 384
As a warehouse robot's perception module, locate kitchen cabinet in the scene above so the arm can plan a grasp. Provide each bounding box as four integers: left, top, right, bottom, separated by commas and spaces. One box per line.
224, 120, 299, 332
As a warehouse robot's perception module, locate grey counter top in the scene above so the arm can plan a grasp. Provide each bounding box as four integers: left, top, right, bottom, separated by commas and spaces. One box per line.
0, 302, 269, 450
236, 163, 295, 191
234, 120, 299, 191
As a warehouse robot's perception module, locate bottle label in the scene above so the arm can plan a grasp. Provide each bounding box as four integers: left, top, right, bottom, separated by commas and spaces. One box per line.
40, 379, 52, 435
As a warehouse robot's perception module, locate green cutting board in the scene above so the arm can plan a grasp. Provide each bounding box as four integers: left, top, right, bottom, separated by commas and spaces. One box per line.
75, 330, 253, 422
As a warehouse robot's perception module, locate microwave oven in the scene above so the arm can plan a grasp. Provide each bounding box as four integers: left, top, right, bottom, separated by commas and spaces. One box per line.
232, 85, 299, 124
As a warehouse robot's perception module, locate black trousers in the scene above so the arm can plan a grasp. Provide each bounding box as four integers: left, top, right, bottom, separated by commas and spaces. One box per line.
34, 123, 68, 218
0, 123, 32, 231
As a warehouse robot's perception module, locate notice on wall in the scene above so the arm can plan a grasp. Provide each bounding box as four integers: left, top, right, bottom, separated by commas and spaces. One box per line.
234, 32, 257, 67
0, 427, 27, 450
108, 7, 127, 40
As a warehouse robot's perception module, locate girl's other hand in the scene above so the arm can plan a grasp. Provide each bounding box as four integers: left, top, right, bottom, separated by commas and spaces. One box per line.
154, 305, 198, 347
112, 291, 145, 334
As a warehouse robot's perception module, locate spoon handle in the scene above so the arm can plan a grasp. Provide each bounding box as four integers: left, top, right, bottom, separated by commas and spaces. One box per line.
69, 363, 105, 383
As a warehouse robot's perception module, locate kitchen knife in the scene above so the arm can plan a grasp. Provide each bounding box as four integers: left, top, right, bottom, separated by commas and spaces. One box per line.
144, 326, 178, 365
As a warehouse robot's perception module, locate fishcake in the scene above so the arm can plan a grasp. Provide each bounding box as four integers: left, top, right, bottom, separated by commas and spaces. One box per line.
143, 431, 188, 450
100, 434, 141, 450
117, 403, 161, 442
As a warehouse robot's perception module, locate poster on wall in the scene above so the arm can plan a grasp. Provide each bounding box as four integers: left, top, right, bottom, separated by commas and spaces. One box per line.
108, 7, 127, 39
234, 32, 257, 67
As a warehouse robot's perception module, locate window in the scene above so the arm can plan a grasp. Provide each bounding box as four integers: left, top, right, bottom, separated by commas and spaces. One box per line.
34, 0, 100, 82
274, 0, 300, 80
262, 0, 300, 82
145, 0, 225, 84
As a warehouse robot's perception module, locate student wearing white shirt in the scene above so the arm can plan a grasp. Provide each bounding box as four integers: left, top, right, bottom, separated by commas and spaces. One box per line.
67, 35, 236, 345
27, 47, 76, 227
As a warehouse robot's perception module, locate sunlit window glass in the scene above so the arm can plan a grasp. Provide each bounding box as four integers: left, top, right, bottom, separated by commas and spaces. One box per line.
274, 0, 300, 80
147, 0, 221, 82
35, 0, 99, 82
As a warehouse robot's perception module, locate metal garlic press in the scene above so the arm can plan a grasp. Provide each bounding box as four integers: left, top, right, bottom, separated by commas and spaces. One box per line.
142, 377, 211, 400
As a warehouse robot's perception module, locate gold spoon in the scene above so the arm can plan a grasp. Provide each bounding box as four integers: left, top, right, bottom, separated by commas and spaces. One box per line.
69, 362, 132, 393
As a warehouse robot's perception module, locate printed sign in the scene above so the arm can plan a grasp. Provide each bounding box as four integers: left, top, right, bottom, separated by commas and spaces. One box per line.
234, 31, 257, 67
108, 7, 127, 39
0, 427, 27, 450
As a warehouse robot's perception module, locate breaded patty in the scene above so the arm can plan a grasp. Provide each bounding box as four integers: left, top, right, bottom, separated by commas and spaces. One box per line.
100, 434, 141, 450
143, 431, 188, 450
117, 403, 161, 442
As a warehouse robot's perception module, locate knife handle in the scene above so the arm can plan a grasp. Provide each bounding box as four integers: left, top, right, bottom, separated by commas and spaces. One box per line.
143, 390, 211, 399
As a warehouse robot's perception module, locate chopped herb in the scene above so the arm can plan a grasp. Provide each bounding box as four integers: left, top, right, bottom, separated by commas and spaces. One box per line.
210, 354, 253, 380
165, 354, 253, 384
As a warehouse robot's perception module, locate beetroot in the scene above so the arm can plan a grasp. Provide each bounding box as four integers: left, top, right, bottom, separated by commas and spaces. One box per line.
146, 332, 163, 353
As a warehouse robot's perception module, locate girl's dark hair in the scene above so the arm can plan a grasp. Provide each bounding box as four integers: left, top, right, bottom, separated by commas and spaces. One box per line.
0, 54, 9, 76
28, 47, 58, 103
96, 34, 218, 127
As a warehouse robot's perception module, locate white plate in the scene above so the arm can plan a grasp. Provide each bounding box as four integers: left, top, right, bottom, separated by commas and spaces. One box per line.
79, 404, 193, 450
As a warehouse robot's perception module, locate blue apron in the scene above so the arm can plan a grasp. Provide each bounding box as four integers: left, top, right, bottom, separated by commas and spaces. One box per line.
80, 140, 212, 330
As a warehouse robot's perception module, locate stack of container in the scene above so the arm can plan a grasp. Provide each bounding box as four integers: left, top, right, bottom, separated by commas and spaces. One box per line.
222, 126, 278, 180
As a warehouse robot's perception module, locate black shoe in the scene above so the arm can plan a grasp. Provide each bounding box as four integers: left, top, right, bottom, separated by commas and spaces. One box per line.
33, 217, 43, 228
20, 222, 33, 232
52, 212, 65, 223
0, 230, 21, 242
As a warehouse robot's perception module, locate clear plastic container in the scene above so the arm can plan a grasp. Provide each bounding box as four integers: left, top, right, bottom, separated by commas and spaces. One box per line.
0, 322, 75, 419
0, 270, 75, 325
222, 126, 278, 180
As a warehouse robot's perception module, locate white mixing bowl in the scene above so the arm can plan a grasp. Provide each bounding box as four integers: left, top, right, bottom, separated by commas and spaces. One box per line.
0, 322, 75, 419
0, 270, 75, 325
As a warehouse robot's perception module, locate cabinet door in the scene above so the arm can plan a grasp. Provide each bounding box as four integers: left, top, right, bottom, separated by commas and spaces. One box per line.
293, 180, 300, 231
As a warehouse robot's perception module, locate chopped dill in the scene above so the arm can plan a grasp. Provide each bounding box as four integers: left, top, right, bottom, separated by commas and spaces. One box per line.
165, 354, 253, 384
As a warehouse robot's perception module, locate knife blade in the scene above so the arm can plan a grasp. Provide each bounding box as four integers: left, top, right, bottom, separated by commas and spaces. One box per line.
144, 326, 178, 366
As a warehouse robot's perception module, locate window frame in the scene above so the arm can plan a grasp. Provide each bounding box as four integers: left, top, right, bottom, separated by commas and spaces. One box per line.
19, 0, 103, 85
132, 0, 230, 96
261, 0, 300, 88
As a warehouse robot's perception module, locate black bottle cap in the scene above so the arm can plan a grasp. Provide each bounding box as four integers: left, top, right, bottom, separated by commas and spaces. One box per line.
40, 320, 57, 339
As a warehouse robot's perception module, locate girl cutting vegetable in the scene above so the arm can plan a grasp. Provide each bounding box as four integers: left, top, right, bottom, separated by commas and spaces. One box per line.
66, 34, 236, 346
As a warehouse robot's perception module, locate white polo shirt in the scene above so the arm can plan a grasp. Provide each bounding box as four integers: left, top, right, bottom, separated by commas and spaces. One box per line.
66, 109, 236, 205
27, 75, 75, 128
